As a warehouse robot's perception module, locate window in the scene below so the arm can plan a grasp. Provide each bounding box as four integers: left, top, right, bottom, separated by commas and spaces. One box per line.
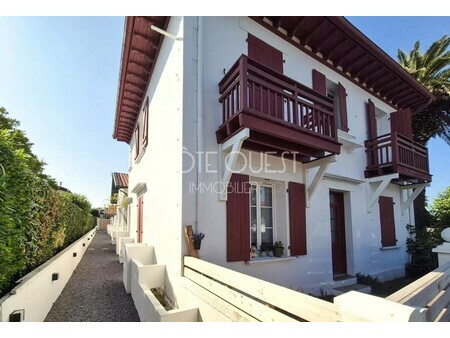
134, 125, 140, 160
375, 106, 389, 136
142, 97, 149, 148
326, 80, 342, 130
250, 184, 274, 251
312, 69, 349, 132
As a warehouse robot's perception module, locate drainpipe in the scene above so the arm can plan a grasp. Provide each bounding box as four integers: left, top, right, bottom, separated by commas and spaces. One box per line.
196, 16, 204, 234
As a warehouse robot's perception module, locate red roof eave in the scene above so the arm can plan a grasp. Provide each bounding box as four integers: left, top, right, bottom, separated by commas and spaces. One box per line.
113, 16, 169, 144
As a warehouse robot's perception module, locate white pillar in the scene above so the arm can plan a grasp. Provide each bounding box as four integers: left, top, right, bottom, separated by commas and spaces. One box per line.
432, 227, 450, 266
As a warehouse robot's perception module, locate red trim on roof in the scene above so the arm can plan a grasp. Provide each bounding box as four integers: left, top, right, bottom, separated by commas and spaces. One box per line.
113, 16, 435, 144
113, 16, 169, 143
252, 16, 434, 111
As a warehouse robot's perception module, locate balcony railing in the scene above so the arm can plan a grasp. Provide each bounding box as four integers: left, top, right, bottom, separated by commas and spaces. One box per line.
365, 132, 431, 182
217, 55, 339, 154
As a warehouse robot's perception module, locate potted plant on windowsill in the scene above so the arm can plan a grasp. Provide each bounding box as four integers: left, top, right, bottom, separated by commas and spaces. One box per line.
273, 241, 284, 257
191, 232, 205, 250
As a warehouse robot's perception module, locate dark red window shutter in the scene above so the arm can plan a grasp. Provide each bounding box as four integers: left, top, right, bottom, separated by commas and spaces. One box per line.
379, 196, 397, 247
390, 108, 412, 139
134, 126, 140, 159
226, 174, 250, 262
288, 182, 307, 256
143, 97, 149, 147
248, 34, 284, 118
338, 83, 349, 132
312, 69, 326, 96
248, 34, 283, 73
367, 99, 377, 139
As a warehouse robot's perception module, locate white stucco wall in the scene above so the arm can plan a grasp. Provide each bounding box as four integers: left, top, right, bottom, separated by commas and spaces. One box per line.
125, 16, 416, 298
179, 16, 414, 293
126, 17, 185, 304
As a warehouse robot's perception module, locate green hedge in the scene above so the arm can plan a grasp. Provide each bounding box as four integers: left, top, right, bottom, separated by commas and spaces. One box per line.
0, 108, 96, 297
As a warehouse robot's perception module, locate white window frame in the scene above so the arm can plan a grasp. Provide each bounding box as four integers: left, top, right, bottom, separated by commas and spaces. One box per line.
250, 182, 276, 250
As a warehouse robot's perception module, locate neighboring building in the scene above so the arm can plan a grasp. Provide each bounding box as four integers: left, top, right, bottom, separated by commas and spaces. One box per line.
112, 17, 433, 294
111, 172, 129, 196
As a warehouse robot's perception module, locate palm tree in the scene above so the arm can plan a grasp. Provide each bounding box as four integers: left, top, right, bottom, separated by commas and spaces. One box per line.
397, 35, 450, 228
397, 35, 450, 145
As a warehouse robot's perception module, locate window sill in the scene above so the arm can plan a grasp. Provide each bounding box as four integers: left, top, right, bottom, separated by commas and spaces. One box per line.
380, 246, 401, 251
245, 256, 298, 265
337, 129, 363, 150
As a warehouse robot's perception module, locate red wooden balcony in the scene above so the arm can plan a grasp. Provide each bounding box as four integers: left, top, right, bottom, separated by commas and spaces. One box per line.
364, 133, 431, 183
216, 55, 340, 161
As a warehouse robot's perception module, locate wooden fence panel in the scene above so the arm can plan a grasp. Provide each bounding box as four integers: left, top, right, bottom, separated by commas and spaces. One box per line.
184, 256, 339, 322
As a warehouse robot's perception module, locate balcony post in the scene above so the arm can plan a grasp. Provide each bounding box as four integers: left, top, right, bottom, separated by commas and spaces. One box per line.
239, 56, 248, 112
331, 101, 337, 140
391, 132, 398, 172
293, 84, 299, 125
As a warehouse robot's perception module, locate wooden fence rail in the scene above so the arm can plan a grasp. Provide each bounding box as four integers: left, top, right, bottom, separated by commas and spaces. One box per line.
183, 256, 340, 322
387, 262, 450, 322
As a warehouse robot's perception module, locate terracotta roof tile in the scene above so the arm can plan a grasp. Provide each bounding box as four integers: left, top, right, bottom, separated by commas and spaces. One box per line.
112, 172, 128, 188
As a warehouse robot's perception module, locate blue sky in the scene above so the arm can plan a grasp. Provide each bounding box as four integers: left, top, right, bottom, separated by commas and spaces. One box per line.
0, 16, 448, 207
0, 17, 128, 207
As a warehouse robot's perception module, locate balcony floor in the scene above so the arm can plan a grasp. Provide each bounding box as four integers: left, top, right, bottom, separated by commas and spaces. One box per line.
365, 164, 432, 184
216, 110, 341, 162
45, 230, 139, 322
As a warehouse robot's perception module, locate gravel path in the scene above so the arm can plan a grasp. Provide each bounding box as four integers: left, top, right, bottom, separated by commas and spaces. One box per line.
45, 230, 139, 322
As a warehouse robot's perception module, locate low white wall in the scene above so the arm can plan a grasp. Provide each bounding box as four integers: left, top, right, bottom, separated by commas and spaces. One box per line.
123, 244, 155, 294
0, 228, 96, 322
131, 261, 198, 322
115, 231, 129, 255
119, 237, 135, 263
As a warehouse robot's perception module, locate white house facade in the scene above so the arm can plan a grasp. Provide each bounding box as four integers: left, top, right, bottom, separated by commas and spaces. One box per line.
113, 16, 433, 295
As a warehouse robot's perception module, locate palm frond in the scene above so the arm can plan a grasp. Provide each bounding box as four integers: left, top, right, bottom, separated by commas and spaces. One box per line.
423, 35, 450, 65
397, 49, 410, 67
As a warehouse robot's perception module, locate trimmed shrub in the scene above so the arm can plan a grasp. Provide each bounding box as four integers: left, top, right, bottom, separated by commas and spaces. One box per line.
0, 107, 96, 297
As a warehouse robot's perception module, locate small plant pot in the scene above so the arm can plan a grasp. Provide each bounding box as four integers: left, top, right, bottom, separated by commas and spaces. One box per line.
273, 247, 284, 257
193, 239, 202, 250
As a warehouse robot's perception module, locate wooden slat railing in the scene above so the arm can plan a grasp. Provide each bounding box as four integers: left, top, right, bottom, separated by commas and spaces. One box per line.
365, 132, 429, 175
387, 262, 450, 322
396, 133, 429, 174
218, 55, 337, 141
183, 256, 340, 322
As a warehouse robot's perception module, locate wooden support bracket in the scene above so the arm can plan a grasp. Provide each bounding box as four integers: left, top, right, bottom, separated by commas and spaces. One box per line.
218, 128, 250, 201
400, 183, 430, 215
365, 173, 399, 212
303, 155, 337, 207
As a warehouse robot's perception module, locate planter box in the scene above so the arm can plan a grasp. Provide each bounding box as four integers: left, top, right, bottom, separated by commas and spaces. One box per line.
123, 244, 155, 294
119, 237, 134, 263
0, 228, 96, 322
114, 231, 129, 255
131, 261, 198, 322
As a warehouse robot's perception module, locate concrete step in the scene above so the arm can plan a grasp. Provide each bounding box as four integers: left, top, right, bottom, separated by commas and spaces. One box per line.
332, 283, 372, 296
333, 275, 358, 288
